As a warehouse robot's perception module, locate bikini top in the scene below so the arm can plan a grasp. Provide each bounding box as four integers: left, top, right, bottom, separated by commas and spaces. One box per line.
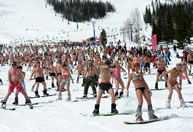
132, 72, 143, 81
62, 72, 69, 80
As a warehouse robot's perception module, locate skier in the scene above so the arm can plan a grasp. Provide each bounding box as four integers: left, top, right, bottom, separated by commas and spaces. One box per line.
58, 63, 74, 100
126, 63, 158, 122
30, 62, 49, 97
12, 66, 27, 105
161, 63, 186, 108
1, 62, 32, 108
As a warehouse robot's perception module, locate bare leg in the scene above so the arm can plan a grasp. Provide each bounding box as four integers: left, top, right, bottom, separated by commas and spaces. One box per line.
108, 88, 116, 104
96, 89, 103, 104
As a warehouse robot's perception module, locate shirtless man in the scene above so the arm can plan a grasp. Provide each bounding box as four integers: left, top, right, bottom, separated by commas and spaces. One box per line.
1, 62, 32, 109
56, 60, 63, 89
154, 55, 167, 89
93, 60, 118, 115
49, 62, 58, 88
30, 62, 49, 97
82, 60, 98, 98
12, 66, 27, 105
144, 55, 151, 74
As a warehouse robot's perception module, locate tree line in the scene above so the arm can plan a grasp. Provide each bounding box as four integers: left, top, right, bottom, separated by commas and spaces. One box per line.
47, 0, 116, 22
144, 0, 193, 48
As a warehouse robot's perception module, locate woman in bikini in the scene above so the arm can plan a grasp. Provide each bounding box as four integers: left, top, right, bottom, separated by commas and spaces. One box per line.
126, 63, 157, 122
161, 63, 186, 108
58, 63, 74, 100
114, 61, 126, 98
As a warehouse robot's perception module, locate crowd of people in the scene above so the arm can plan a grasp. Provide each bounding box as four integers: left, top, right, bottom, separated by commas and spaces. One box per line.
0, 42, 192, 122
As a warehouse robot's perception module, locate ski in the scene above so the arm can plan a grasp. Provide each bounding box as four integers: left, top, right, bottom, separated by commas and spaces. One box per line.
18, 102, 39, 106
1, 107, 16, 111
123, 116, 169, 125
185, 101, 193, 104
80, 112, 130, 117
29, 93, 57, 99
76, 95, 108, 100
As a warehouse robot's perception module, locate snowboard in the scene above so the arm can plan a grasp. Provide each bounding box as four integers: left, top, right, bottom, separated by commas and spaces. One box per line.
124, 116, 169, 125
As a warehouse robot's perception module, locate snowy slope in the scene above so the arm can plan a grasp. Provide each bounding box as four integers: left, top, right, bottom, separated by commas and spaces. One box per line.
0, 0, 155, 44
0, 49, 193, 132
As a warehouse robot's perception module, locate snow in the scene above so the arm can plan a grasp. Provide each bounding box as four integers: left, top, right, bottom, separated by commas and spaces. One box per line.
0, 0, 155, 44
0, 0, 193, 131
0, 49, 193, 132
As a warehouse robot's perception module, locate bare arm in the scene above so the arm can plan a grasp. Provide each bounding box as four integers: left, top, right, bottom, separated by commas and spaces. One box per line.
8, 69, 11, 85
30, 69, 35, 80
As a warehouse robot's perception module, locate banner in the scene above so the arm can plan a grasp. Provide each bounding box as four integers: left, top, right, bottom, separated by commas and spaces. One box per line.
152, 34, 157, 49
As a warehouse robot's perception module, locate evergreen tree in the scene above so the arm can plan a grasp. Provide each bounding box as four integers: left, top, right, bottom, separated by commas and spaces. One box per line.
100, 29, 107, 46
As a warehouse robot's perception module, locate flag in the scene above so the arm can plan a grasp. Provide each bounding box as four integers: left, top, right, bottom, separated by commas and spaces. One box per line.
152, 34, 157, 49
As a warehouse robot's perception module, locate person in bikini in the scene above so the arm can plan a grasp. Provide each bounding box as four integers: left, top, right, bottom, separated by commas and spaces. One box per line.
30, 62, 49, 97
58, 63, 74, 100
154, 55, 167, 89
114, 61, 126, 98
1, 62, 32, 108
126, 63, 158, 122
161, 63, 186, 108
180, 57, 191, 84
93, 60, 118, 115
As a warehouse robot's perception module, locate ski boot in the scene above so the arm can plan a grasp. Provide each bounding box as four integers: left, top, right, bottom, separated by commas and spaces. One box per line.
148, 110, 158, 120
0, 79, 3, 85
188, 80, 192, 84
51, 83, 55, 88
93, 104, 99, 115
35, 91, 40, 98
1, 100, 6, 109
180, 98, 186, 108
58, 95, 62, 100
166, 99, 171, 108
25, 98, 33, 109
136, 111, 143, 122
93, 94, 97, 98
82, 95, 87, 99
67, 94, 71, 101
111, 104, 118, 114
155, 83, 158, 90
25, 98, 32, 105
43, 89, 49, 96
46, 76, 48, 80
119, 92, 123, 98
12, 97, 18, 105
